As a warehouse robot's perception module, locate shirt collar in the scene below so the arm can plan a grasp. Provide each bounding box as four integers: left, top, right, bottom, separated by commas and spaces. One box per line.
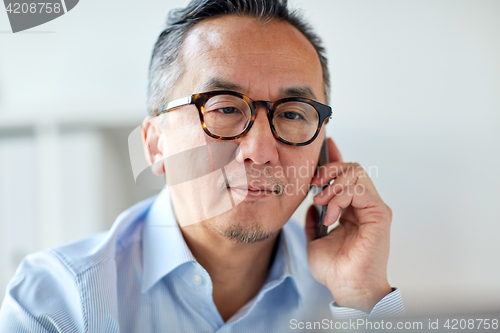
273, 218, 307, 302
141, 188, 196, 293
141, 188, 306, 300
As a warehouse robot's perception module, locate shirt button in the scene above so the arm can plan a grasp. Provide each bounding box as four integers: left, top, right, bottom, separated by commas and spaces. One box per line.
192, 274, 203, 285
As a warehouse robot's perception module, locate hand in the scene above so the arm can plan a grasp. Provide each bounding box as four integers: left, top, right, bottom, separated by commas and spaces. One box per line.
305, 138, 393, 313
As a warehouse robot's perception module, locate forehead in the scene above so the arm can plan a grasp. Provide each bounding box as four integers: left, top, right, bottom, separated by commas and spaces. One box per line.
177, 15, 324, 102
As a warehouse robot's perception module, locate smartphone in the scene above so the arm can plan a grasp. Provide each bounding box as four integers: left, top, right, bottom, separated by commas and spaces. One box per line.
312, 139, 329, 239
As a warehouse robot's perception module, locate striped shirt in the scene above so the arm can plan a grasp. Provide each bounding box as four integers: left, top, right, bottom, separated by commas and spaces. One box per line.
0, 189, 405, 332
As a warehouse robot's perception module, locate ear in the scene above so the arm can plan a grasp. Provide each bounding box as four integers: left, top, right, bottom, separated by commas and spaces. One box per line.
326, 137, 343, 163
142, 116, 165, 175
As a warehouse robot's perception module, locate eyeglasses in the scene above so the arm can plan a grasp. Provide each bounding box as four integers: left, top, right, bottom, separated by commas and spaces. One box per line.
156, 90, 332, 146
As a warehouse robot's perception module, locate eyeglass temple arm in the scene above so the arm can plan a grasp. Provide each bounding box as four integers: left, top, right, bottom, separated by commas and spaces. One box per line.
157, 95, 192, 116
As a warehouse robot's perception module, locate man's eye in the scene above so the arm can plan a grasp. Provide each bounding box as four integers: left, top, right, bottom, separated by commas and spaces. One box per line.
207, 106, 240, 114
278, 111, 305, 120
218, 107, 239, 114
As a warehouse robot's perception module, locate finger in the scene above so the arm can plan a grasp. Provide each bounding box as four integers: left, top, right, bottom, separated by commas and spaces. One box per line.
313, 165, 379, 206
305, 204, 319, 243
311, 162, 360, 187
323, 184, 355, 226
313, 167, 358, 205
326, 185, 388, 226
327, 137, 343, 163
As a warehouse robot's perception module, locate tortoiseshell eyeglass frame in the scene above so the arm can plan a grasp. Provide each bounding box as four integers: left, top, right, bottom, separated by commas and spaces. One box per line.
155, 90, 332, 146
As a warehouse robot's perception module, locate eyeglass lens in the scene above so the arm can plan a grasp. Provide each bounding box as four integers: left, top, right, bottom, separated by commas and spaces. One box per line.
202, 94, 319, 144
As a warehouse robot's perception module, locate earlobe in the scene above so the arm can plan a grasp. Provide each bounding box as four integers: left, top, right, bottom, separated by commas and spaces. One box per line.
151, 154, 165, 176
142, 116, 165, 175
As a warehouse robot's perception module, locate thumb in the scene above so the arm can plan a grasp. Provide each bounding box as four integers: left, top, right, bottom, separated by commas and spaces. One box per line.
305, 204, 319, 243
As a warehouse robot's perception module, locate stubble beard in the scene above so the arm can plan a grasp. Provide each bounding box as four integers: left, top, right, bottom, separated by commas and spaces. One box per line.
204, 217, 275, 244
208, 166, 285, 243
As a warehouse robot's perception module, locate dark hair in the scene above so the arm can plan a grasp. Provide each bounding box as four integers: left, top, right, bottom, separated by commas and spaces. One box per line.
147, 0, 330, 115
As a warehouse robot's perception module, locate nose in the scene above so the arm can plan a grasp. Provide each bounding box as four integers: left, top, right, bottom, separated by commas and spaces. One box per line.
236, 107, 279, 165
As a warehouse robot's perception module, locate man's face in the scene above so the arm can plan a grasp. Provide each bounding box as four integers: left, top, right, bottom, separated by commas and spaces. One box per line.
157, 15, 326, 242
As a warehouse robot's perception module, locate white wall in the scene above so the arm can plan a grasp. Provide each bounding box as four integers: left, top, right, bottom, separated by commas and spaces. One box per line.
1, 0, 499, 317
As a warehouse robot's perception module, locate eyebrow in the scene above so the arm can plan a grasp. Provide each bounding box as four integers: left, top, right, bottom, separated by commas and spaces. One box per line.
199, 77, 243, 92
199, 77, 317, 100
279, 86, 317, 100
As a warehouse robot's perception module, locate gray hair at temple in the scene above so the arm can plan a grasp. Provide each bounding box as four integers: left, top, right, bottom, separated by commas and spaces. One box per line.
147, 0, 330, 116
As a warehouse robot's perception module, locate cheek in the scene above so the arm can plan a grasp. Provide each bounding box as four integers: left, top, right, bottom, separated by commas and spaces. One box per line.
280, 152, 317, 193
160, 106, 208, 157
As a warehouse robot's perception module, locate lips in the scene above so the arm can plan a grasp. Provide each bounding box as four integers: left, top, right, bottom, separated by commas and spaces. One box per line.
222, 173, 283, 199
229, 184, 277, 194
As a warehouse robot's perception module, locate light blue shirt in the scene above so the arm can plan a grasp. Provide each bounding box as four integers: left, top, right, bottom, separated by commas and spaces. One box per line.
0, 189, 405, 332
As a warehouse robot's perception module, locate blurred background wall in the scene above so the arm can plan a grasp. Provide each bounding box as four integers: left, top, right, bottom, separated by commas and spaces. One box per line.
1, 0, 499, 318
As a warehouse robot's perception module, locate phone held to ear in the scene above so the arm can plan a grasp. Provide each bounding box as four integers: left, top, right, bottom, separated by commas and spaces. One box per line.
310, 139, 329, 239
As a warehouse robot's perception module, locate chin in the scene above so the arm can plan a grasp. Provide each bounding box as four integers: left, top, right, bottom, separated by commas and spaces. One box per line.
203, 207, 282, 244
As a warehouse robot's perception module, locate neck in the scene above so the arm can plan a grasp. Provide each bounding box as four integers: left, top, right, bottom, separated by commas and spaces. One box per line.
180, 223, 280, 322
